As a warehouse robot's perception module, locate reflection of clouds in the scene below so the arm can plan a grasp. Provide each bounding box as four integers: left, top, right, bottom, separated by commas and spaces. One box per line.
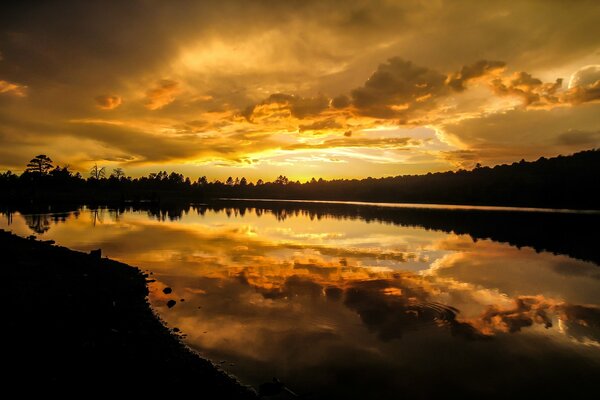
426, 241, 600, 305
558, 304, 600, 347
7, 206, 600, 396
459, 296, 600, 347
343, 278, 483, 341
4, 207, 600, 366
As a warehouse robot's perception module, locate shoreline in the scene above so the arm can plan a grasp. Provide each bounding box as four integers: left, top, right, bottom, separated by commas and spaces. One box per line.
2, 228, 256, 396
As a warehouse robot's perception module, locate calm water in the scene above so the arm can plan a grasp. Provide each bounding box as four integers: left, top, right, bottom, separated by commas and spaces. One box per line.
2, 201, 600, 398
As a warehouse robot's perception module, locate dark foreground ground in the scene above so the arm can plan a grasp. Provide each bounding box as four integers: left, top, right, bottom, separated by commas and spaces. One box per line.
2, 229, 257, 397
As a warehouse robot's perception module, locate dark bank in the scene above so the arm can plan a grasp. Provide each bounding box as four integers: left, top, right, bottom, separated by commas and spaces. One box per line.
2, 229, 256, 396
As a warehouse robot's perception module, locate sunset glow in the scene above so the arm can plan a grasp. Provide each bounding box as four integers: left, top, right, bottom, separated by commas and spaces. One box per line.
1, 1, 598, 180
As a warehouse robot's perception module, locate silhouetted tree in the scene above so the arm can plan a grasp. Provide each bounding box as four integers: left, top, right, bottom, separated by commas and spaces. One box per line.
49, 165, 72, 178
168, 172, 184, 184
25, 155, 53, 174
240, 177, 248, 186
274, 175, 289, 185
198, 176, 208, 185
226, 176, 234, 186
90, 164, 106, 179
112, 168, 125, 179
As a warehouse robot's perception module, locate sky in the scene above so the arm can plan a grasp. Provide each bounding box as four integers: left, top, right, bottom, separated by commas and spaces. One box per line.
0, 0, 599, 181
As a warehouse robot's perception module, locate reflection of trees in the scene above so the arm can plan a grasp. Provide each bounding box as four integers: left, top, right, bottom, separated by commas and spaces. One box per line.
25, 214, 51, 234
207, 200, 600, 266
145, 206, 187, 222
91, 208, 105, 226
23, 212, 72, 234
8, 200, 599, 266
4, 211, 13, 225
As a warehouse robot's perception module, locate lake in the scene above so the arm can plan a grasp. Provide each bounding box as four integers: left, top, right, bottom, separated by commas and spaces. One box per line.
2, 200, 600, 398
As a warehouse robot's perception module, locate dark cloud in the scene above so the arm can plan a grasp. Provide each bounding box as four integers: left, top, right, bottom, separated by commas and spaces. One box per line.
343, 279, 483, 341
244, 93, 330, 121
350, 57, 447, 118
298, 118, 343, 133
559, 304, 600, 329
331, 94, 350, 108
557, 129, 600, 147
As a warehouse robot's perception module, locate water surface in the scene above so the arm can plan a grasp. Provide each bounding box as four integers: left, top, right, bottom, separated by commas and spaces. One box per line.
2, 201, 599, 398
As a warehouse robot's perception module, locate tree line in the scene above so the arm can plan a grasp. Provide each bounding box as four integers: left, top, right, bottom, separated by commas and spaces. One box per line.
0, 149, 598, 209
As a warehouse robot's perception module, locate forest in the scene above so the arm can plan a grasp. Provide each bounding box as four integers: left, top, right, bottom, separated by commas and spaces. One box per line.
1, 149, 598, 210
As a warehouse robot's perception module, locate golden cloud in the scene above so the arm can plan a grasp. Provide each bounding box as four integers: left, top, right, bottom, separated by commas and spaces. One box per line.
145, 79, 180, 110
490, 71, 563, 107
94, 94, 122, 110
0, 79, 27, 97
284, 136, 418, 151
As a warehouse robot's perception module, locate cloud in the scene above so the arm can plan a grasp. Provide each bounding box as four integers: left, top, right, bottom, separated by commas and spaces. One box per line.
568, 65, 600, 88
145, 79, 180, 110
0, 79, 27, 97
244, 93, 330, 121
350, 57, 447, 119
446, 60, 506, 91
440, 102, 600, 163
343, 278, 484, 341
563, 66, 600, 105
284, 136, 417, 151
488, 65, 600, 108
476, 296, 553, 334
556, 129, 600, 147
490, 71, 563, 107
344, 58, 517, 122
564, 80, 600, 105
94, 94, 122, 110
463, 295, 600, 344
298, 118, 343, 133
331, 94, 350, 109
441, 149, 481, 168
